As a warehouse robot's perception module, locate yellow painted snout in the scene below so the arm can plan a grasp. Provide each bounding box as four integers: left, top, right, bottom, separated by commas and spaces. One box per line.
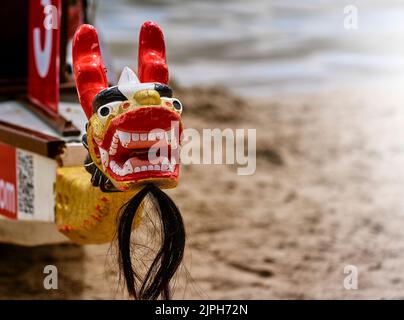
134, 89, 161, 105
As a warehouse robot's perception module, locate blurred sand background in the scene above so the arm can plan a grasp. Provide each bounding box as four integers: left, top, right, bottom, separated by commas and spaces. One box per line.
3, 84, 404, 299
2, 0, 404, 299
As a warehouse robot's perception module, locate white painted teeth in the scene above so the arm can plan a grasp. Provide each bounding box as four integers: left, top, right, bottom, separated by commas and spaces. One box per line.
170, 133, 178, 148
161, 157, 170, 171
165, 131, 178, 149
114, 129, 178, 148
123, 161, 133, 174
118, 131, 131, 147
109, 160, 119, 175
159, 157, 175, 172
130, 160, 174, 174
168, 157, 176, 172
109, 132, 119, 155
109, 160, 134, 176
109, 158, 175, 176
107, 129, 178, 176
99, 148, 109, 169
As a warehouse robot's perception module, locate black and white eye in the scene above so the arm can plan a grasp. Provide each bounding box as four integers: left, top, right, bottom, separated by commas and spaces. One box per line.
98, 105, 112, 118
172, 99, 183, 113
96, 101, 122, 120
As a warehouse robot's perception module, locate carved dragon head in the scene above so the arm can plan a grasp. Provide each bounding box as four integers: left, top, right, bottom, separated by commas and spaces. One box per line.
72, 22, 186, 300
73, 21, 183, 192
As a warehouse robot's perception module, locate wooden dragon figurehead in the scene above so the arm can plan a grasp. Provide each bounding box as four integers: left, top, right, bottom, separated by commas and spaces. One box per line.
73, 21, 183, 192
70, 21, 185, 300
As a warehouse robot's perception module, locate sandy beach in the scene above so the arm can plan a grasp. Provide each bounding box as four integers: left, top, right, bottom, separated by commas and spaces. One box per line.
1, 83, 404, 299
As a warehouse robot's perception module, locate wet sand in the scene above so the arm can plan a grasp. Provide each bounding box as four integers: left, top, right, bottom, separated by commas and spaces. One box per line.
1, 84, 404, 299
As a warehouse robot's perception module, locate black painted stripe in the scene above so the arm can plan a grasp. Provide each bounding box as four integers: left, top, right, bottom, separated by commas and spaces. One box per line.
154, 83, 173, 98
92, 86, 127, 113
91, 84, 174, 114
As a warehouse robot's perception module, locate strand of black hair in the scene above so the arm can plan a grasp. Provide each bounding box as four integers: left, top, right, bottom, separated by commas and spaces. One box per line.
117, 183, 185, 300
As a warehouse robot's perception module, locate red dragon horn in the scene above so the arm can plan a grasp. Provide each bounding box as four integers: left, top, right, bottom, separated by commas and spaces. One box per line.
138, 21, 169, 84
73, 24, 108, 119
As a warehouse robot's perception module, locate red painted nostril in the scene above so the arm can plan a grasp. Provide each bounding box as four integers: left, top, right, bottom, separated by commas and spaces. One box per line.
122, 102, 130, 110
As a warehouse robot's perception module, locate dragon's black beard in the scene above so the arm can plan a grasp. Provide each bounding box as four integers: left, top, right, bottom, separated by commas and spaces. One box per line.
117, 184, 186, 300
82, 133, 185, 299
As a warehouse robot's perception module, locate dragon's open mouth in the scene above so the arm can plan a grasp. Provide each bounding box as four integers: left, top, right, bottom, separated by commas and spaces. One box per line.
100, 128, 178, 178
93, 107, 182, 183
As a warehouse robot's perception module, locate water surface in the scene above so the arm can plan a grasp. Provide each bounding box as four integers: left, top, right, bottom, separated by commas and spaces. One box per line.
97, 0, 404, 97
